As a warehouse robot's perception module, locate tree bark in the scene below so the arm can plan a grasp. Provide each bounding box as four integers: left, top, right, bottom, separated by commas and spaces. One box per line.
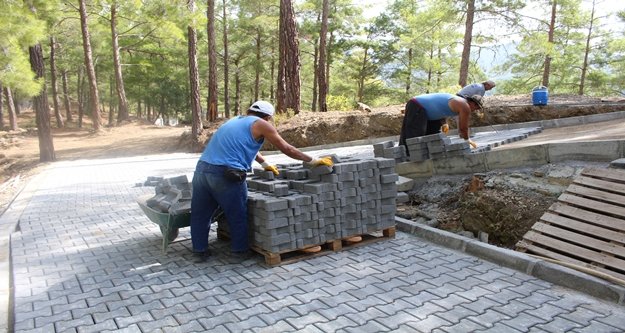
357, 46, 369, 102
49, 36, 64, 128
207, 0, 218, 121
188, 0, 203, 147
29, 43, 56, 162
312, 40, 318, 112
79, 0, 102, 131
405, 47, 413, 96
222, 0, 230, 117
317, 0, 329, 112
234, 56, 241, 115
77, 67, 85, 128
111, 2, 129, 124
0, 83, 4, 130
255, 29, 262, 102
109, 75, 115, 126
280, 0, 302, 114
542, 0, 557, 88
62, 70, 73, 122
4, 87, 18, 131
579, 0, 595, 95
13, 93, 20, 116
458, 0, 475, 87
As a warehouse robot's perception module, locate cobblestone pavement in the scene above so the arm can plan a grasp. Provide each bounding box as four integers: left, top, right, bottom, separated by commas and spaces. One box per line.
10, 153, 625, 332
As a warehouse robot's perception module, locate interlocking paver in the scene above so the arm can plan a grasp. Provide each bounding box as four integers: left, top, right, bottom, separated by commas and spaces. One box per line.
8, 153, 625, 333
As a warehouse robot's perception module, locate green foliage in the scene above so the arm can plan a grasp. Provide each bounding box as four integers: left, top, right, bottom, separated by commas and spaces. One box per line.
326, 95, 352, 111
0, 1, 47, 96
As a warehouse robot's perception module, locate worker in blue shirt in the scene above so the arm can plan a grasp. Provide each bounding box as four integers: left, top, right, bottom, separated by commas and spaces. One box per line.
399, 93, 483, 154
190, 101, 333, 262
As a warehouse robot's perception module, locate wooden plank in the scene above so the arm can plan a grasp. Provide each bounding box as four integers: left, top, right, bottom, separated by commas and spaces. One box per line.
532, 222, 625, 258
523, 230, 625, 270
516, 240, 592, 267
566, 184, 625, 208
541, 212, 625, 244
516, 240, 625, 281
581, 168, 625, 183
549, 202, 625, 232
573, 176, 625, 196
558, 193, 625, 220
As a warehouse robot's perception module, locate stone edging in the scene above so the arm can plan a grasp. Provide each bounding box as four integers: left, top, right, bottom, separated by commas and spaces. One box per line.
395, 216, 625, 305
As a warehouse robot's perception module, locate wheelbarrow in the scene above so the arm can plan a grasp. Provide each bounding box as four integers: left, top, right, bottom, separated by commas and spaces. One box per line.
136, 193, 190, 253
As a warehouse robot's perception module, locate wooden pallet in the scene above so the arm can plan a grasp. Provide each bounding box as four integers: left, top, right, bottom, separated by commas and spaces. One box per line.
516, 168, 625, 281
251, 227, 396, 266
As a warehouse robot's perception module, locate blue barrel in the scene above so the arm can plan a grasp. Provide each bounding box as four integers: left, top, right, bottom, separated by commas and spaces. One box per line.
532, 86, 548, 106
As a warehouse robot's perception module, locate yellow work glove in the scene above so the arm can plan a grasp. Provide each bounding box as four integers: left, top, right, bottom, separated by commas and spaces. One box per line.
467, 139, 478, 149
441, 124, 449, 135
261, 161, 279, 176
309, 156, 334, 167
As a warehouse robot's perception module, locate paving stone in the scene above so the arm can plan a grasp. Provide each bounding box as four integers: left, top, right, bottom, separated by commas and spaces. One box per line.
404, 314, 453, 333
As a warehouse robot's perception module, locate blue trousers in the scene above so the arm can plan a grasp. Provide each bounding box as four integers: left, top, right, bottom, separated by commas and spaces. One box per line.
190, 161, 249, 252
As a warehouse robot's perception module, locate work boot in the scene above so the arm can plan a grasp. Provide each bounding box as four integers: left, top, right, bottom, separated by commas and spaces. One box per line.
230, 250, 254, 260
192, 249, 211, 263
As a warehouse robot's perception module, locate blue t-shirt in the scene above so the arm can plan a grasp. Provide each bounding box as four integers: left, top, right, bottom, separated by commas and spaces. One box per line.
414, 93, 456, 120
200, 116, 264, 170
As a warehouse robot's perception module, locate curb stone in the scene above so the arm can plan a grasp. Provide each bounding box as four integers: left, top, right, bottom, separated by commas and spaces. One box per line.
395, 216, 625, 305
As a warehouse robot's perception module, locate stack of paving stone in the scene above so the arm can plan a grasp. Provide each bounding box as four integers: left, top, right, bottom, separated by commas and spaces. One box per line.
372, 141, 407, 164
142, 175, 192, 215
218, 155, 398, 253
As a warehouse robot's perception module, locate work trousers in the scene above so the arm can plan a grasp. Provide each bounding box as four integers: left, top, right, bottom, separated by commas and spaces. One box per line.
398, 98, 445, 155
190, 161, 249, 253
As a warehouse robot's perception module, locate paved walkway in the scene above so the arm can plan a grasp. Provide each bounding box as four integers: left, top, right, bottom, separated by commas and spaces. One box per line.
7, 153, 625, 332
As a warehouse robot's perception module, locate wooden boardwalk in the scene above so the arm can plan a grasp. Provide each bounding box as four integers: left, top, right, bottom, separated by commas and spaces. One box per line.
516, 168, 625, 281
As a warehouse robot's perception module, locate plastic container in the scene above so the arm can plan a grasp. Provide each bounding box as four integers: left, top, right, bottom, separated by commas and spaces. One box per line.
532, 86, 548, 106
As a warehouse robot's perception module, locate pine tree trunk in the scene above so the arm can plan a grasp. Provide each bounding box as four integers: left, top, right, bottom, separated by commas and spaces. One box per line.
109, 76, 115, 126
405, 48, 412, 96
13, 93, 20, 116
579, 0, 595, 95
111, 2, 129, 124
49, 36, 64, 128
207, 0, 218, 121
234, 57, 241, 115
29, 43, 56, 162
222, 0, 230, 117
542, 0, 557, 88
458, 0, 475, 87
255, 29, 262, 102
62, 70, 73, 122
4, 87, 18, 131
77, 67, 85, 128
312, 40, 318, 112
188, 0, 203, 147
317, 0, 329, 112
280, 0, 302, 114
79, 0, 102, 131
0, 83, 4, 130
270, 38, 275, 103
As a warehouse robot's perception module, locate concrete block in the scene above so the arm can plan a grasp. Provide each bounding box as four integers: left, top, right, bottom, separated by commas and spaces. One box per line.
548, 141, 621, 162
396, 192, 409, 204
486, 146, 549, 171
432, 152, 487, 175
373, 157, 396, 168
303, 183, 324, 194
610, 158, 625, 169
380, 173, 399, 184
320, 174, 339, 183
257, 197, 289, 212
310, 165, 334, 177
285, 169, 309, 180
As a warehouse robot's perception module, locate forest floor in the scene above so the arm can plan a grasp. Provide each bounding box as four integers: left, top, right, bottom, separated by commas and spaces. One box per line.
1, 93, 624, 248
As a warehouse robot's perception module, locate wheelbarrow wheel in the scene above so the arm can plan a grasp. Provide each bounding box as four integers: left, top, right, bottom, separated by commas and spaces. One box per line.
160, 226, 179, 242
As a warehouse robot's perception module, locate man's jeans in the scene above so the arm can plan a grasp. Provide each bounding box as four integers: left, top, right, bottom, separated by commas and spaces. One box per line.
190, 161, 249, 252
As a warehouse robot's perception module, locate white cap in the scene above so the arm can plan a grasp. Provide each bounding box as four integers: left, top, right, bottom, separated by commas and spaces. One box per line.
249, 100, 275, 117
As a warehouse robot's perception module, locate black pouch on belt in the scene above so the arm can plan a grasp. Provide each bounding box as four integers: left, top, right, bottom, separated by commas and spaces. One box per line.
224, 168, 247, 182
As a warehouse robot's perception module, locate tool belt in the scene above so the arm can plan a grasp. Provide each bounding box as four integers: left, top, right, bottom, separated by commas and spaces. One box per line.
224, 168, 247, 182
